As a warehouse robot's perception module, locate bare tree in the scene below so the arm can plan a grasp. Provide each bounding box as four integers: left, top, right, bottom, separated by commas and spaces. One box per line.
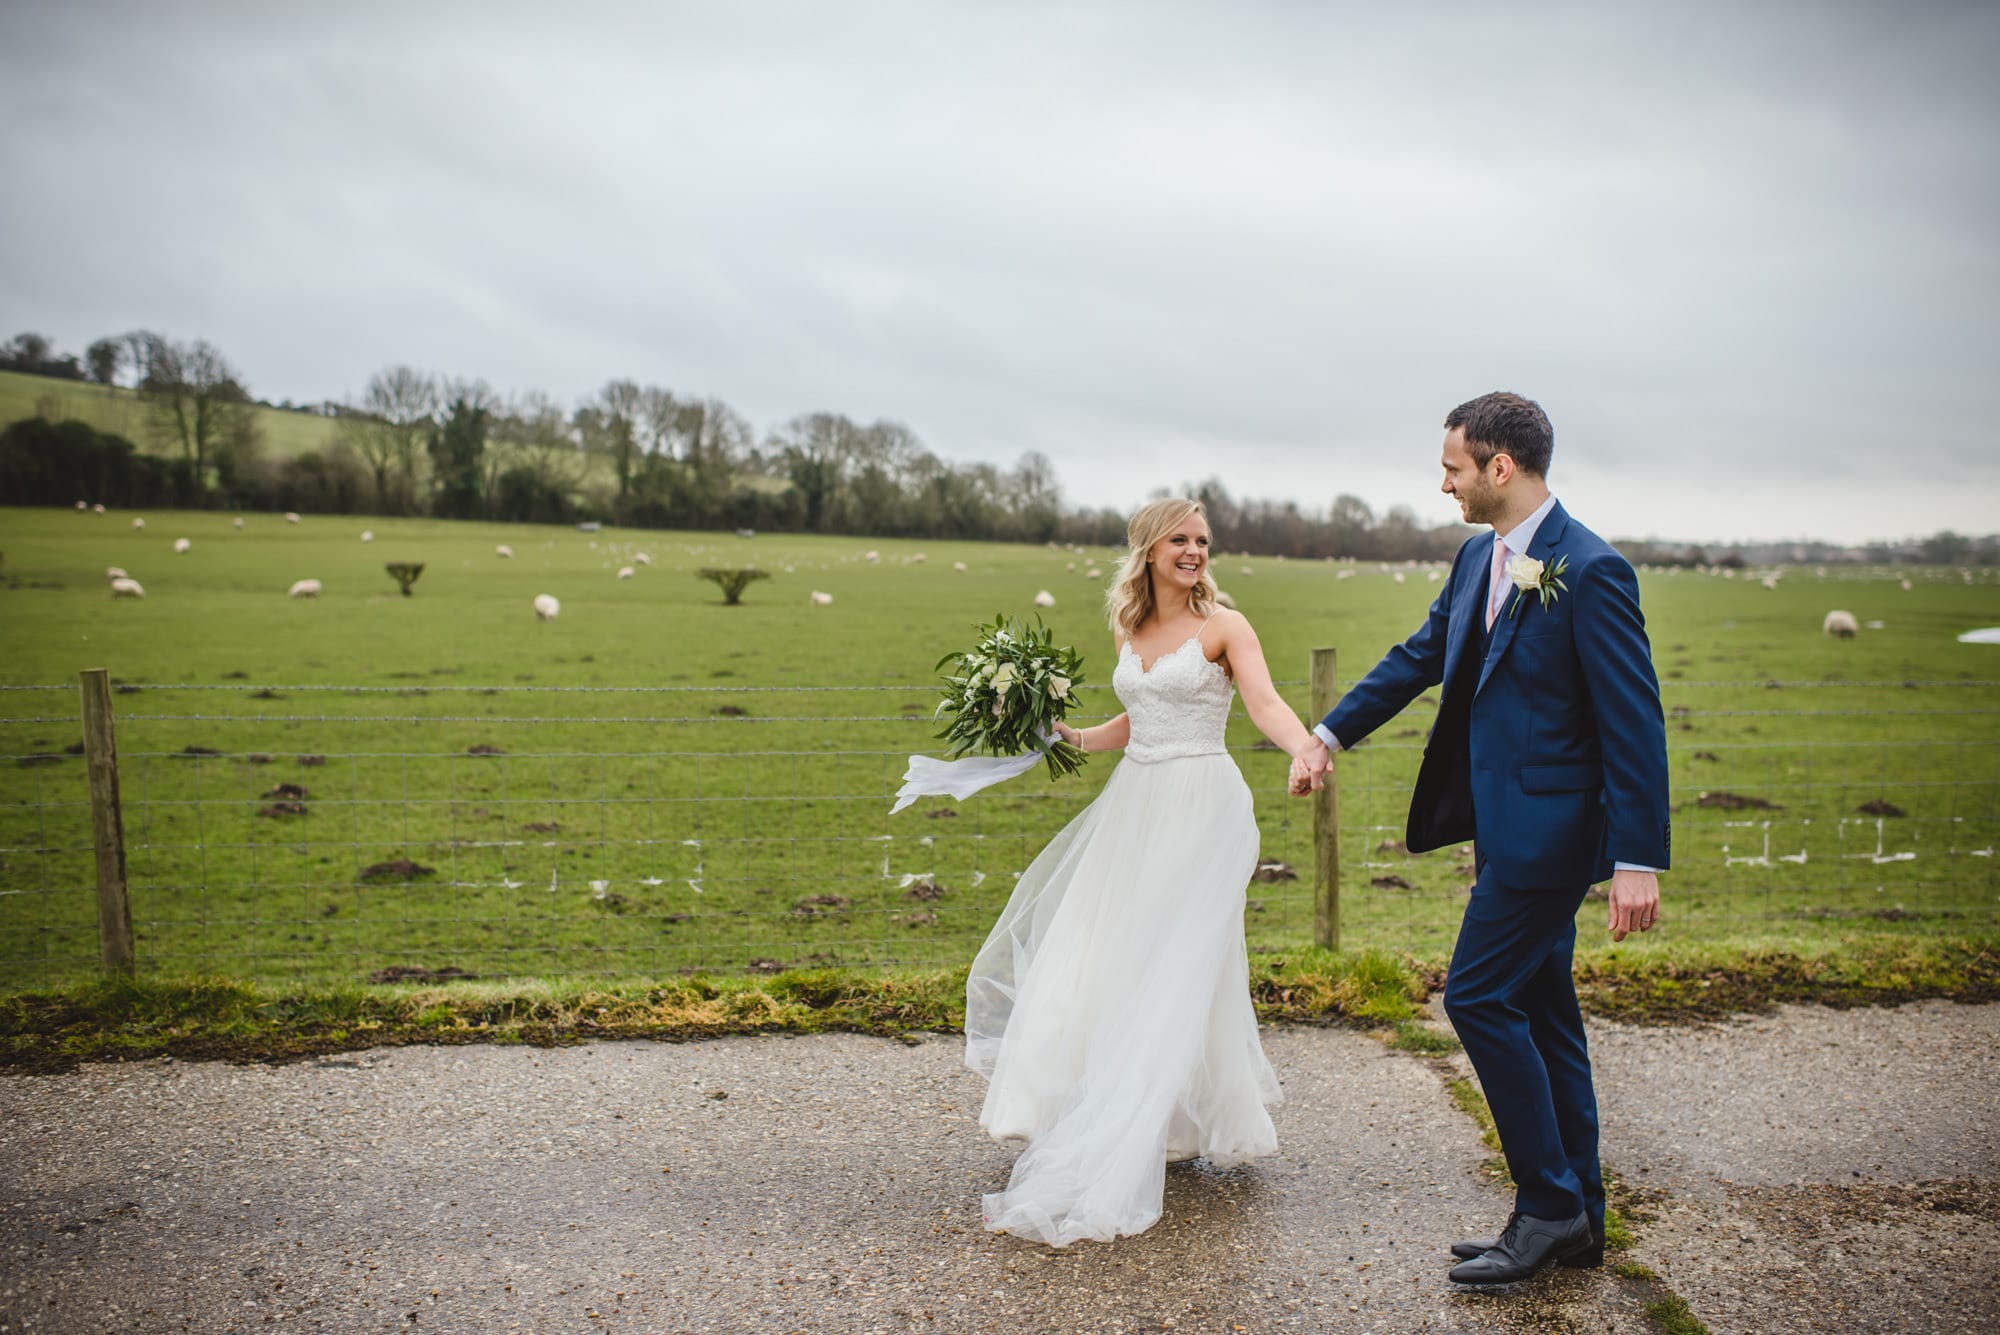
134, 333, 257, 502
589, 379, 643, 498
340, 366, 438, 512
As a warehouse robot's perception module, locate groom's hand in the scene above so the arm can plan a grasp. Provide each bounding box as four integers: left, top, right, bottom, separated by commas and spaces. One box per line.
1606, 869, 1660, 941
1291, 738, 1331, 795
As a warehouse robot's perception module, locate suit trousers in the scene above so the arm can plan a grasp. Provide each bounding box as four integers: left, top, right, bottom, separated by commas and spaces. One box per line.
1442, 865, 1603, 1226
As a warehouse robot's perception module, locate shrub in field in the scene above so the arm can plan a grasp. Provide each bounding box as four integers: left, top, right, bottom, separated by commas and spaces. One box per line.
697, 567, 770, 605
384, 562, 424, 596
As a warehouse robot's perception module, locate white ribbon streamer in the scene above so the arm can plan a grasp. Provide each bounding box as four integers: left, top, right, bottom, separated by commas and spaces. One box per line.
890, 747, 1049, 814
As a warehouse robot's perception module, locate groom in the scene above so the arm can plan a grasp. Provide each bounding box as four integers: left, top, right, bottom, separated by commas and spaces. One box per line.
1294, 391, 1669, 1286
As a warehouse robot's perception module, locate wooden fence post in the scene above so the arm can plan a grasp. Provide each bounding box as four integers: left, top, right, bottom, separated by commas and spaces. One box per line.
79, 668, 135, 975
1310, 647, 1340, 951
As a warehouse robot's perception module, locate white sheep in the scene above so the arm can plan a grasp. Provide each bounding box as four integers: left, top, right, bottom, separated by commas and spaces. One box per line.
92, 503, 105, 514
1085, 567, 1101, 578
534, 594, 560, 621
810, 591, 834, 606
75, 500, 87, 510
496, 544, 514, 559
131, 517, 145, 531
616, 566, 635, 580
1822, 609, 1858, 639
634, 552, 651, 565
360, 530, 374, 543
284, 512, 301, 524
288, 579, 322, 599
865, 550, 880, 562
911, 553, 926, 563
232, 517, 244, 529
1900, 578, 1913, 591
105, 566, 127, 580
173, 537, 191, 554
110, 578, 145, 599
953, 561, 968, 572
1393, 572, 1406, 584
1033, 590, 1055, 608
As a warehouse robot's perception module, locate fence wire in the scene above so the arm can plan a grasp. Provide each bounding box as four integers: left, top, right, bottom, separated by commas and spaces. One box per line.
3, 678, 1996, 986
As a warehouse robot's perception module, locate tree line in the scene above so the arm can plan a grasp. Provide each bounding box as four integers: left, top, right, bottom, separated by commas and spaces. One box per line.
4, 330, 1992, 563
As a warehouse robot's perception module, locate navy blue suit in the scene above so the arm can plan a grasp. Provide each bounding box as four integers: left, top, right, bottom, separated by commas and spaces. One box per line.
1321, 500, 1669, 1223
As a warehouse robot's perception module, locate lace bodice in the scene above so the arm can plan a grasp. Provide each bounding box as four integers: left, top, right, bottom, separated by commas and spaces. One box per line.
1112, 636, 1234, 763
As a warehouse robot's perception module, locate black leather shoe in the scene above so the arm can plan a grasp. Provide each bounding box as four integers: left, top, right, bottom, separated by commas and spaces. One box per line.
1451, 1214, 1604, 1267
1448, 1210, 1595, 1286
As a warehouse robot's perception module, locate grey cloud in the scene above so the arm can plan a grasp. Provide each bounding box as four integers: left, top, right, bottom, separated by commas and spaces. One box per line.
1, 0, 1993, 542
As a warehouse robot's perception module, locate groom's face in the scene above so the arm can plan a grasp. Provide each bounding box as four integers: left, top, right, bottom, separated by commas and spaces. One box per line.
1440, 427, 1505, 526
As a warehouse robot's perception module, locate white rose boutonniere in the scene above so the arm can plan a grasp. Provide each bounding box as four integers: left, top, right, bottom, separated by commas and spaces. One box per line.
1506, 551, 1570, 618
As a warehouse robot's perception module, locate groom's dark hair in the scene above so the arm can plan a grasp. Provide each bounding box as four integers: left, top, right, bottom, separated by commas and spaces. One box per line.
1445, 392, 1553, 477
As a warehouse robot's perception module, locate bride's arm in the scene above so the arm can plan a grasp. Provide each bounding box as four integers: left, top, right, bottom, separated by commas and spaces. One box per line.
1053, 633, 1129, 754
1056, 712, 1129, 754
1215, 610, 1314, 757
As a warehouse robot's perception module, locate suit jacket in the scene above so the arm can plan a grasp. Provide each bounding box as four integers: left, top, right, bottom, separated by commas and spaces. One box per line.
1321, 500, 1671, 888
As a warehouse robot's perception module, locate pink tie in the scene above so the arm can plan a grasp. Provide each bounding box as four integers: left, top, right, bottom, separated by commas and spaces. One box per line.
1485, 538, 1508, 630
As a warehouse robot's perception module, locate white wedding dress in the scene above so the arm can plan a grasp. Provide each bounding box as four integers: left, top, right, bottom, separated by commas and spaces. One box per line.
965, 633, 1282, 1247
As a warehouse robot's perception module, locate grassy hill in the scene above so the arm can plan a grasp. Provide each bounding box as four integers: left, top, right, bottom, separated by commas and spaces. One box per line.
0, 368, 342, 458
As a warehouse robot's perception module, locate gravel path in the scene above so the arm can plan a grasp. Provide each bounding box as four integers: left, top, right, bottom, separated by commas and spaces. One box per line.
1, 1002, 1994, 1334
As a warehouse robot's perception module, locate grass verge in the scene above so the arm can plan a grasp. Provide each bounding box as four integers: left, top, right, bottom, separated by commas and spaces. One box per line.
6, 938, 1994, 1074
1, 948, 1425, 1073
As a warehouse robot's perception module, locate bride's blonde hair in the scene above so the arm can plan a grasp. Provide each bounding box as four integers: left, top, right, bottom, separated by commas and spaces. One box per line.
1105, 497, 1218, 635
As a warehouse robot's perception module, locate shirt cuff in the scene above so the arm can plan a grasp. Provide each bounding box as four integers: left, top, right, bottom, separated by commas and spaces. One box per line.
1312, 723, 1342, 753
1612, 862, 1658, 873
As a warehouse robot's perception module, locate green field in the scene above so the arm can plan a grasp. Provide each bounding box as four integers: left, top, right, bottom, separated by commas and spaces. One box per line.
3, 505, 1997, 987
0, 368, 341, 458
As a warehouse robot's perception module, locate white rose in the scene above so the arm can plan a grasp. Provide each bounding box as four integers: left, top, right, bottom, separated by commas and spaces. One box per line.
1048, 674, 1072, 701
1505, 553, 1545, 592
991, 663, 1018, 696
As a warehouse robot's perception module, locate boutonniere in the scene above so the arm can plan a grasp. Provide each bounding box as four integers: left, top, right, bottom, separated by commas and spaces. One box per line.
1506, 552, 1569, 618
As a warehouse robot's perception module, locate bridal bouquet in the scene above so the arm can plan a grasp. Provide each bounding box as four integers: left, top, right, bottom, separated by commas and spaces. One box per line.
932, 615, 1089, 778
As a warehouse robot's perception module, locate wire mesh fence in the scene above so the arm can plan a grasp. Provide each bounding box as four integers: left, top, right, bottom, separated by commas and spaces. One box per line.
3, 671, 1997, 986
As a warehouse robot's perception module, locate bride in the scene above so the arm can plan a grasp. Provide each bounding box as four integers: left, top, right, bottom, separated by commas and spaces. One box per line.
964, 497, 1321, 1246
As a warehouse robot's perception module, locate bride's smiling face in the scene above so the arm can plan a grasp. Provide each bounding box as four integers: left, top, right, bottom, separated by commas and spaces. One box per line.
1148, 516, 1211, 592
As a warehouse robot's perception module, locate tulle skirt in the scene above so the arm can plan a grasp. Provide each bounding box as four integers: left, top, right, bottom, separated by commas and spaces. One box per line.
965, 752, 1282, 1247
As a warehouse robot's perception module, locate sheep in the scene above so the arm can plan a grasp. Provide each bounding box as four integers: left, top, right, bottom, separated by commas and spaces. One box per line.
953, 561, 968, 572
533, 594, 560, 621
360, 530, 374, 543
634, 552, 651, 565
92, 503, 105, 514
1822, 610, 1858, 639
911, 553, 926, 563
1899, 578, 1913, 591
284, 512, 301, 524
810, 591, 834, 606
617, 566, 635, 580
496, 544, 514, 558
75, 500, 87, 510
110, 578, 145, 599
865, 550, 880, 562
106, 566, 127, 580
173, 537, 191, 554
232, 517, 244, 529
1085, 567, 1101, 578
131, 517, 145, 530
1033, 590, 1055, 608
288, 579, 322, 599
1393, 571, 1406, 584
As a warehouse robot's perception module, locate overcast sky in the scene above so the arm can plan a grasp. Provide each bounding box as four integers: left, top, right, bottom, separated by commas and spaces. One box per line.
2, 1, 1994, 544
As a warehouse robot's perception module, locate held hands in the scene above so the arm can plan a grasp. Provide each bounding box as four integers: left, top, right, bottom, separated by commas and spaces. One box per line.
1606, 868, 1660, 941
1288, 738, 1332, 796
1053, 721, 1084, 751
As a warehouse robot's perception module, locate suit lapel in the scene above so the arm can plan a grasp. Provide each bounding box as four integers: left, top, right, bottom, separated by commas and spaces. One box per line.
1444, 541, 1490, 689
1476, 501, 1570, 698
